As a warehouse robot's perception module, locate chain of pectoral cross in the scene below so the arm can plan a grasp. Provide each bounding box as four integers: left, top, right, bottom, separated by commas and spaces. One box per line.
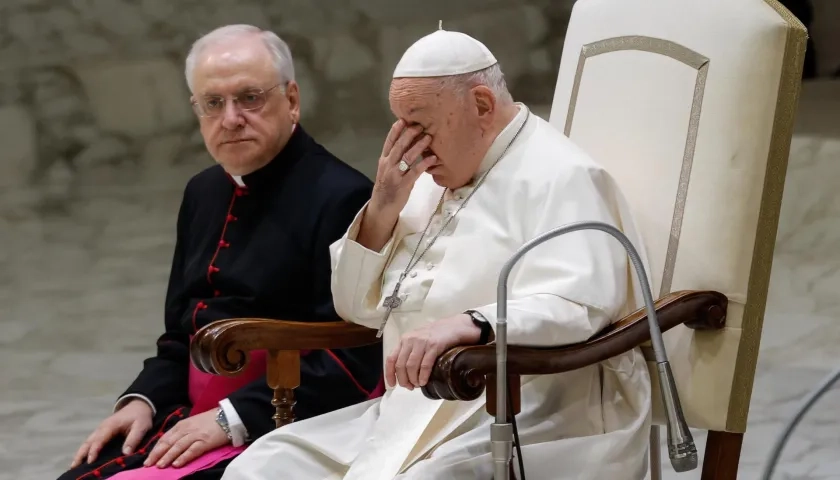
374, 110, 531, 337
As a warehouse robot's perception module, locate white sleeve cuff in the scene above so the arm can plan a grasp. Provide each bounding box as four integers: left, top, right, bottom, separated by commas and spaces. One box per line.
114, 394, 157, 417
328, 203, 400, 327
219, 398, 248, 447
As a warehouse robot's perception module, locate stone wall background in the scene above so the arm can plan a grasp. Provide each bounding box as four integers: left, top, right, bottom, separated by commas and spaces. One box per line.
809, 0, 840, 77
0, 0, 577, 195
0, 0, 835, 195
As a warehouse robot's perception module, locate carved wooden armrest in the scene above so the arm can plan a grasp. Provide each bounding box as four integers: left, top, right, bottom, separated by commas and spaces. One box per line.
190, 319, 380, 427
421, 289, 727, 412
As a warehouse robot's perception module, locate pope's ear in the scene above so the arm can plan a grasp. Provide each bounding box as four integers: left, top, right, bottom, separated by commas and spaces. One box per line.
471, 85, 496, 127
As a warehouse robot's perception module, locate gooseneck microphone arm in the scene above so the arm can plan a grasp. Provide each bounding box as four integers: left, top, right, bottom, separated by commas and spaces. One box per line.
491, 221, 697, 479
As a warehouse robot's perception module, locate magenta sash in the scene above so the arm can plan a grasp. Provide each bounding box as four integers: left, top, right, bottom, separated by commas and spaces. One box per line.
108, 349, 268, 479
107, 347, 384, 479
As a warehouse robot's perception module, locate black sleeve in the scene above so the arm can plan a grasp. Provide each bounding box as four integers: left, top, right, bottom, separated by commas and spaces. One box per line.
310, 177, 373, 321
120, 185, 193, 410
308, 176, 382, 392
227, 172, 380, 440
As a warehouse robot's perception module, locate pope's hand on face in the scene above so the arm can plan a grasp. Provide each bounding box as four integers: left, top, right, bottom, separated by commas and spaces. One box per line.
371, 120, 437, 215
385, 314, 483, 389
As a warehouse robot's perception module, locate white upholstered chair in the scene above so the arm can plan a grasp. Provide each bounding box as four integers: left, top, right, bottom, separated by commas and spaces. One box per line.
190, 0, 808, 478
547, 0, 808, 477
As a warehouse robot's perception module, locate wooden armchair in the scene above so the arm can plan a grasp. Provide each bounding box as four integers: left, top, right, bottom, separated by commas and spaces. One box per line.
190, 319, 381, 428
540, 0, 805, 477
191, 0, 807, 478
190, 290, 724, 427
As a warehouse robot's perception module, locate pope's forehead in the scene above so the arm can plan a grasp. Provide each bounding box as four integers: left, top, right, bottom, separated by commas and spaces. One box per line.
388, 78, 448, 112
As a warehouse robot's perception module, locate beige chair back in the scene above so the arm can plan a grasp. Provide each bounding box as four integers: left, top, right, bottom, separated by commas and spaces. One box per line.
547, 0, 807, 433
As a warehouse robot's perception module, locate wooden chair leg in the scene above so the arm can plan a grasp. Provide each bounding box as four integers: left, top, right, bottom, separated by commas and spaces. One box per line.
701, 430, 743, 480
267, 350, 300, 428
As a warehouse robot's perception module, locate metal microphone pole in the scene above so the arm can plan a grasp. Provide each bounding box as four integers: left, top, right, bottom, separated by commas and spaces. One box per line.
492, 221, 698, 479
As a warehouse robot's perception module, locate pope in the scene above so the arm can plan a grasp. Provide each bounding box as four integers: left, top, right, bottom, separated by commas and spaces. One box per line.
221, 28, 654, 480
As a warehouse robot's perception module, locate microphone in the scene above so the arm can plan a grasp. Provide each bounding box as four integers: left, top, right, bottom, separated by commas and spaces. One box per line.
491, 221, 697, 479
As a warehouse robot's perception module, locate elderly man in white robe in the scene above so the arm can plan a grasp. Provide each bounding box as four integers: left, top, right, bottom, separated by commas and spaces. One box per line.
222, 29, 653, 480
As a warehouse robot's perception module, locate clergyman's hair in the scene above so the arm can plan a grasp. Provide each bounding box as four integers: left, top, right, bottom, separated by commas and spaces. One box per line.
184, 24, 295, 93
439, 64, 514, 104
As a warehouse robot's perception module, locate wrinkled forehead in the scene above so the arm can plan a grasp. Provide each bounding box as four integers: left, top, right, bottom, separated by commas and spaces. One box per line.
388, 77, 453, 122
192, 39, 278, 95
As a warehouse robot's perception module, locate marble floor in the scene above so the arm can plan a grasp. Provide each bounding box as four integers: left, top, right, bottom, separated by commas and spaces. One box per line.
1, 80, 839, 479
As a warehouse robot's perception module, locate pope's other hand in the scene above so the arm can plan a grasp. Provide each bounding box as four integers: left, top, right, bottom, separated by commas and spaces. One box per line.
386, 313, 482, 389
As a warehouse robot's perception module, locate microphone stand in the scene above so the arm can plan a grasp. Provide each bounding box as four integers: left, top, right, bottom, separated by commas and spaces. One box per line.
491, 221, 697, 479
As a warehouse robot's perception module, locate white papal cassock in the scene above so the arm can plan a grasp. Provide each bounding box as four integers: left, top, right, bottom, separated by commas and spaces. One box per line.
222, 104, 653, 480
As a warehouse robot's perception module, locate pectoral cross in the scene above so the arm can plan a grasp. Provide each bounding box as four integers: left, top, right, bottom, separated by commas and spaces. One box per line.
376, 273, 407, 337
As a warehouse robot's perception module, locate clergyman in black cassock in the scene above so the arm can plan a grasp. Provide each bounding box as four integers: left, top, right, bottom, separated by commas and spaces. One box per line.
58, 123, 383, 480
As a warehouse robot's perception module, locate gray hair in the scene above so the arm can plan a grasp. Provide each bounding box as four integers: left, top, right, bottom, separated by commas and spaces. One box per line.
184, 24, 295, 93
439, 64, 513, 105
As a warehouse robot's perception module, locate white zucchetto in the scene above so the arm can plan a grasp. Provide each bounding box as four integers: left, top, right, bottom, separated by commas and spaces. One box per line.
392, 26, 498, 78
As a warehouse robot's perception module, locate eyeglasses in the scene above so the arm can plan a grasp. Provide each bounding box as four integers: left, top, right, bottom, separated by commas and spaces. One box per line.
191, 83, 284, 117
